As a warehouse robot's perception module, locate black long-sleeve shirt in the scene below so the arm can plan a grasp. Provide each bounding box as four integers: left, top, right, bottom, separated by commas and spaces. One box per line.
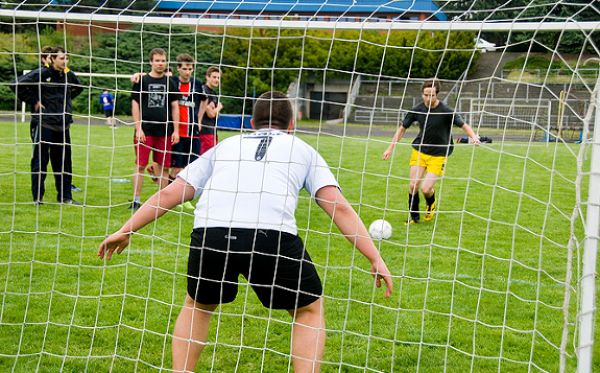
12, 67, 83, 131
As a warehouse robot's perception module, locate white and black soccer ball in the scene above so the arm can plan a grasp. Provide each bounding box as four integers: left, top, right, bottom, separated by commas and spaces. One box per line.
368, 219, 392, 240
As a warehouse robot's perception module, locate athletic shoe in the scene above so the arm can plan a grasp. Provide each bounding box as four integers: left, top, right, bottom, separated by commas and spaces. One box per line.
182, 201, 195, 211
424, 202, 436, 222
129, 201, 141, 211
405, 218, 418, 225
71, 184, 82, 192
34, 200, 43, 205
61, 199, 82, 205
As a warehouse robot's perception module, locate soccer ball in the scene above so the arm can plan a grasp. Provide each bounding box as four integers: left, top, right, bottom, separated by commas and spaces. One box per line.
369, 219, 392, 240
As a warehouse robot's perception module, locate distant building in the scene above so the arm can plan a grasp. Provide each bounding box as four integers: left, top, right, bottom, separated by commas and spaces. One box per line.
155, 0, 448, 22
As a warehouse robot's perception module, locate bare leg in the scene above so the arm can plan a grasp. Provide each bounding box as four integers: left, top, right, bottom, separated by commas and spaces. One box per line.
158, 166, 170, 190
408, 165, 426, 195
170, 167, 182, 180
172, 295, 217, 373
287, 298, 326, 373
420, 172, 439, 198
133, 165, 145, 199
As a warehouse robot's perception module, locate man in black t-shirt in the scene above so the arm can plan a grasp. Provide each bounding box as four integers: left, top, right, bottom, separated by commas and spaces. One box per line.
130, 48, 180, 210
382, 79, 480, 224
199, 66, 222, 154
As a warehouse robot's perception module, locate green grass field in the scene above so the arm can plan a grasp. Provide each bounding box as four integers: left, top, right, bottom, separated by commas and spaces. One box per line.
0, 121, 595, 372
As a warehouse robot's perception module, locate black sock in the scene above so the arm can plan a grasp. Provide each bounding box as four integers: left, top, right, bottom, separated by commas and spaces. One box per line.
425, 192, 435, 207
408, 193, 420, 221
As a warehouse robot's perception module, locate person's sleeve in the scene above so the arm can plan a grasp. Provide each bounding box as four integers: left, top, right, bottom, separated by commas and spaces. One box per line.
168, 78, 181, 103
177, 146, 217, 192
453, 111, 466, 127
12, 68, 42, 105
402, 110, 416, 128
304, 150, 340, 198
131, 81, 141, 103
199, 84, 207, 102
68, 72, 84, 99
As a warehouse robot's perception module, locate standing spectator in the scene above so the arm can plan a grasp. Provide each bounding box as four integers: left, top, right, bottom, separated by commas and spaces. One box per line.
11, 46, 83, 205
382, 79, 480, 224
130, 47, 180, 210
199, 66, 222, 154
132, 53, 205, 200
98, 91, 393, 373
170, 54, 204, 177
17, 46, 53, 141
99, 90, 115, 127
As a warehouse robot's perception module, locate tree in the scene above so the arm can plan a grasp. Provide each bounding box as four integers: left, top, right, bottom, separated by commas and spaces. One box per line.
436, 0, 599, 53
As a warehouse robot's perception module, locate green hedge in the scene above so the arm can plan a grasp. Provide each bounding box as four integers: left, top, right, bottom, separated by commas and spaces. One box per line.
4, 26, 480, 115
503, 55, 567, 71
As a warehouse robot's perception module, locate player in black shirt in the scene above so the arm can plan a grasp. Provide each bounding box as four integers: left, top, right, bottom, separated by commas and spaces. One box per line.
130, 48, 180, 210
382, 79, 480, 224
199, 66, 222, 154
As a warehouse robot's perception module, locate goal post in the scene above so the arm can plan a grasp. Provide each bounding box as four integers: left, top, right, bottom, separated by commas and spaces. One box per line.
578, 72, 600, 373
1, 2, 599, 372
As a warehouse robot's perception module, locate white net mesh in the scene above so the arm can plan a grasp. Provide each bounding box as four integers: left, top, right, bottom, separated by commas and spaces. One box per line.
1, 1, 599, 372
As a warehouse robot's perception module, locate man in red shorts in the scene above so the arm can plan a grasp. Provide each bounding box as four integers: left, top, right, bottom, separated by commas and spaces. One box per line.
130, 47, 180, 210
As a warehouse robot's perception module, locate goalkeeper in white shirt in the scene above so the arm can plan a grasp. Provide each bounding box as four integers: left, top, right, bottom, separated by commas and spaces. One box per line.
98, 91, 393, 373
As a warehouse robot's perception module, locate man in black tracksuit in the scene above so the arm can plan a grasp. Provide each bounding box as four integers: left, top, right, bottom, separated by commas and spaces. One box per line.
12, 47, 83, 204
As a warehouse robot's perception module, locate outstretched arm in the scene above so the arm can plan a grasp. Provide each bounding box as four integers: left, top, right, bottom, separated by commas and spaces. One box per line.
382, 126, 407, 160
97, 178, 195, 260
316, 185, 393, 297
461, 123, 481, 145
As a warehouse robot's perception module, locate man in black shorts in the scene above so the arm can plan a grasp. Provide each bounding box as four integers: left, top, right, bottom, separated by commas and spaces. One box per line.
99, 91, 393, 373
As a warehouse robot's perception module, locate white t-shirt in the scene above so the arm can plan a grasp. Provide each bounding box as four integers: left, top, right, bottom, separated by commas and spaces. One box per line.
178, 129, 339, 235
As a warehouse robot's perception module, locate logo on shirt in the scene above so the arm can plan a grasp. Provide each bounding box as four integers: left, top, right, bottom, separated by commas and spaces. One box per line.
148, 83, 166, 108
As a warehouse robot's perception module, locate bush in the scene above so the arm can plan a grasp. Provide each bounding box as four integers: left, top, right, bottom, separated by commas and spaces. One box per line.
504, 55, 567, 71
5, 27, 481, 116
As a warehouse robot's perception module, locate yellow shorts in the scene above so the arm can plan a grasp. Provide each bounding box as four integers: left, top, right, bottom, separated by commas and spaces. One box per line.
409, 149, 447, 176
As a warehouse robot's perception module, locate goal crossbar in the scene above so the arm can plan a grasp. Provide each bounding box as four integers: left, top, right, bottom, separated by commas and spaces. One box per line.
1, 9, 599, 32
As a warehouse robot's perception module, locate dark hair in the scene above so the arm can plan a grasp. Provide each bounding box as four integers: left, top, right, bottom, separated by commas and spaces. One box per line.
422, 79, 441, 94
148, 48, 167, 62
176, 53, 194, 66
53, 46, 66, 55
41, 46, 53, 63
252, 91, 293, 130
48, 46, 66, 65
205, 66, 221, 77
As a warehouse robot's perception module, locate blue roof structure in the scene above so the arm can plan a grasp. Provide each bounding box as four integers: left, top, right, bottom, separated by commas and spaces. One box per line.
156, 1, 448, 21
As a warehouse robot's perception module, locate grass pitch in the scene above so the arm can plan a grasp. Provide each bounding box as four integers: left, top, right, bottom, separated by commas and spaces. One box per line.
0, 120, 593, 372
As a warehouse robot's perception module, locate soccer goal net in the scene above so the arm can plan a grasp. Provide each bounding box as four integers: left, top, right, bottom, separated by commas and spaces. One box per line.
1, 1, 599, 372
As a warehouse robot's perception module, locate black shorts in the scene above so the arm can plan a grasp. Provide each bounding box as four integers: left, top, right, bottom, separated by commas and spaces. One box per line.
104, 110, 113, 117
171, 137, 200, 168
187, 227, 322, 309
